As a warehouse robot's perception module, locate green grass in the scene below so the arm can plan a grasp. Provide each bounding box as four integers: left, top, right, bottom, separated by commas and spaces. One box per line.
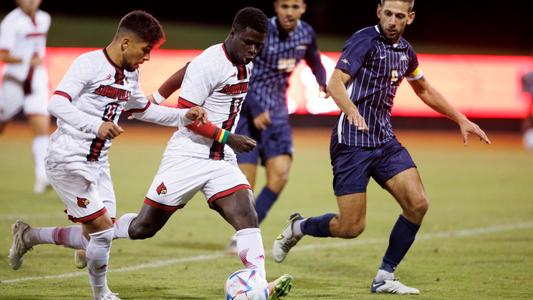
0, 125, 532, 299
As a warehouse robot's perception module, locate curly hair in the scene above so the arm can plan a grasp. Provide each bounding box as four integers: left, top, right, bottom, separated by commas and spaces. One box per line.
117, 10, 165, 46
232, 7, 269, 34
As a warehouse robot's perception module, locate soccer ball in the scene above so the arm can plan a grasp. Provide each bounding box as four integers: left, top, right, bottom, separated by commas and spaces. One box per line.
225, 268, 269, 300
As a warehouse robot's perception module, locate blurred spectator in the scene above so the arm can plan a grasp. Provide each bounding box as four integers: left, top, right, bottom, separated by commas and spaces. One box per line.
0, 0, 51, 194
522, 70, 533, 150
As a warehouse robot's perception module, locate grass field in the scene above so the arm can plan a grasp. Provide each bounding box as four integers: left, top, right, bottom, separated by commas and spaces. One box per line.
0, 123, 532, 299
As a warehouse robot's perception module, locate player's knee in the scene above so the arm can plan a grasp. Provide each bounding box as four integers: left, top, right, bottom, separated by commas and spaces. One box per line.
405, 195, 429, 222
268, 173, 289, 192
128, 222, 159, 240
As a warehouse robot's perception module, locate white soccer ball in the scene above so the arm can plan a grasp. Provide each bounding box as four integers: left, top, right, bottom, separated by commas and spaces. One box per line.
225, 268, 268, 300
524, 128, 533, 151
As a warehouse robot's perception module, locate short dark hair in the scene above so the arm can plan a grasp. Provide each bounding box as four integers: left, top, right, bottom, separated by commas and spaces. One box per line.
232, 7, 268, 34
117, 10, 165, 46
381, 0, 415, 11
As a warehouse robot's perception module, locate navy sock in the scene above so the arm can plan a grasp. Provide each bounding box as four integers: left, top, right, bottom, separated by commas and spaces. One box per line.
300, 213, 336, 237
255, 187, 278, 224
381, 215, 420, 272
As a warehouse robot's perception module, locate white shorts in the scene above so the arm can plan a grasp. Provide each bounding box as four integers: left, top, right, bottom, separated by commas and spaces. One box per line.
0, 67, 49, 121
45, 160, 117, 223
144, 155, 251, 212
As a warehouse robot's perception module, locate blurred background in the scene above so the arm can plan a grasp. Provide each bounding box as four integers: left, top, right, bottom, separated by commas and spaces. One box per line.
1, 0, 532, 131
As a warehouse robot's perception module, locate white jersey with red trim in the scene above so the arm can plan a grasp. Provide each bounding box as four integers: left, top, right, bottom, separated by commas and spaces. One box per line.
165, 43, 252, 161
0, 7, 50, 81
47, 49, 151, 164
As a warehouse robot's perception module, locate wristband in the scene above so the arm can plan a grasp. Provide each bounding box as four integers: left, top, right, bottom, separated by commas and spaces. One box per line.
215, 128, 230, 144
152, 90, 166, 104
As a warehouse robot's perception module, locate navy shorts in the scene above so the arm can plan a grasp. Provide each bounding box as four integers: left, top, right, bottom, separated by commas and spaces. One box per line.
330, 134, 416, 196
235, 111, 293, 166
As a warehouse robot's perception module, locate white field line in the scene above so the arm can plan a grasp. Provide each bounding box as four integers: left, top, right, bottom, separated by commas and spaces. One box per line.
2, 222, 532, 284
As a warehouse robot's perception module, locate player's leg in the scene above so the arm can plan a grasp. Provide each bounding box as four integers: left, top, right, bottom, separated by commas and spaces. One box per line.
82, 213, 117, 300
256, 154, 291, 223
27, 114, 51, 194
370, 139, 427, 294
254, 122, 293, 224
273, 134, 371, 262
24, 73, 51, 194
115, 202, 174, 240
0, 78, 24, 134
212, 189, 293, 299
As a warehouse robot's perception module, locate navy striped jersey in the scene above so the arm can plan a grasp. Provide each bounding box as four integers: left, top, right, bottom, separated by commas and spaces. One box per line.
335, 25, 423, 147
245, 17, 327, 122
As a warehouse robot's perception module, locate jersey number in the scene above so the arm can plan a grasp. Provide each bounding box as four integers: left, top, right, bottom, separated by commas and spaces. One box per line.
278, 58, 296, 73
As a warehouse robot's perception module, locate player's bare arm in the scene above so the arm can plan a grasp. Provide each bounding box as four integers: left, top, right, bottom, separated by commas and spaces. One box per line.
149, 63, 190, 104
253, 111, 271, 130
327, 68, 368, 131
408, 77, 491, 145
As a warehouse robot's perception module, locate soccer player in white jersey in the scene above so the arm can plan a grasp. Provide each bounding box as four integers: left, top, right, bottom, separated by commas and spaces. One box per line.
0, 0, 52, 194
112, 7, 293, 300
8, 11, 206, 300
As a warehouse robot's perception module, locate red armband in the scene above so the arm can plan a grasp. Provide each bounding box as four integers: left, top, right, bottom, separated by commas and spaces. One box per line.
187, 120, 230, 144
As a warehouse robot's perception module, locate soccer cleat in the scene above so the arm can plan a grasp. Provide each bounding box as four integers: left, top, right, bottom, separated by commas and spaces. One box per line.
74, 249, 87, 269
371, 278, 420, 295
223, 235, 237, 255
272, 213, 303, 263
268, 274, 293, 300
34, 176, 51, 195
8, 220, 32, 270
94, 292, 121, 300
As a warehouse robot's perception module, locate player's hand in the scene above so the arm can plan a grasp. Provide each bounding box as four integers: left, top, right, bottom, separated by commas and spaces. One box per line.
253, 111, 271, 130
97, 122, 124, 140
30, 53, 42, 67
319, 84, 329, 98
459, 119, 491, 145
147, 94, 157, 104
346, 107, 368, 131
226, 134, 257, 153
186, 106, 207, 124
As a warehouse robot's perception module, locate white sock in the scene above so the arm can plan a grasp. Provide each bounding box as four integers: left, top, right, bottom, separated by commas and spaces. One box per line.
375, 269, 394, 282
235, 227, 266, 279
293, 219, 305, 237
114, 213, 137, 239
86, 228, 113, 299
24, 226, 88, 249
32, 135, 48, 180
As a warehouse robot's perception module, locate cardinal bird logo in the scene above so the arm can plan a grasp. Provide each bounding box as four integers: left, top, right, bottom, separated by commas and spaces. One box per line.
76, 197, 90, 208
156, 182, 167, 195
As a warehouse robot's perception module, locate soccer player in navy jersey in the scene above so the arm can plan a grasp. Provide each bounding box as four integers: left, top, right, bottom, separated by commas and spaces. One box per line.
225, 0, 328, 253
272, 0, 491, 295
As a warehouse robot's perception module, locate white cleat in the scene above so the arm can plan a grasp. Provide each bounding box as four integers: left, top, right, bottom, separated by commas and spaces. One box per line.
34, 176, 51, 195
95, 292, 121, 300
371, 278, 420, 295
74, 249, 87, 269
272, 213, 303, 263
224, 235, 237, 255
8, 220, 32, 270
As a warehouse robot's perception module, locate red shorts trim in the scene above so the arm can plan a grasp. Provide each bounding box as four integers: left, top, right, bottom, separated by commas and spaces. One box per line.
68, 207, 108, 223
144, 197, 184, 212
208, 184, 251, 203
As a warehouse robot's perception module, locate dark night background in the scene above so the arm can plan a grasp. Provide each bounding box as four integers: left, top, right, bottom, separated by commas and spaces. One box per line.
1, 0, 532, 54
